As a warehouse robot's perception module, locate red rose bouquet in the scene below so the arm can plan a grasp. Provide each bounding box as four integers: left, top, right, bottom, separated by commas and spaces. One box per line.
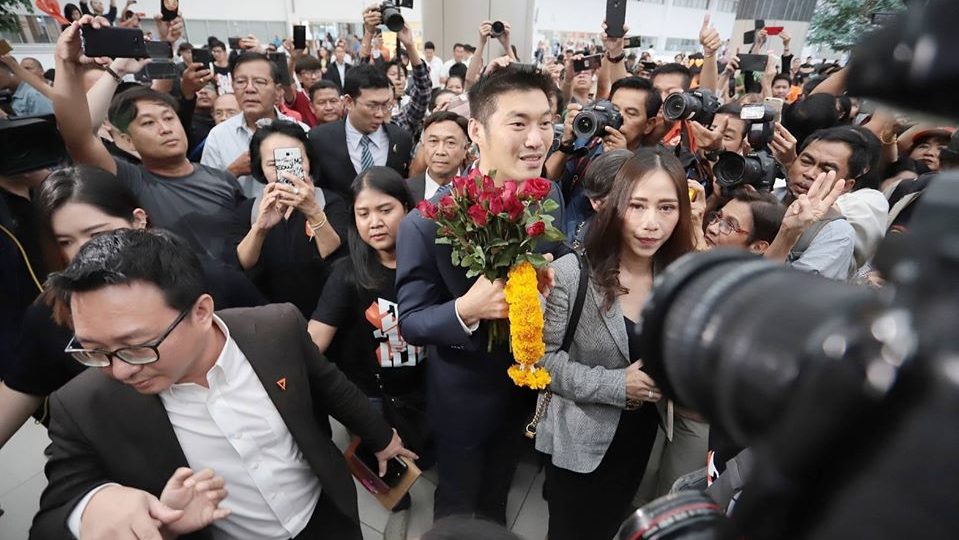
416, 170, 564, 389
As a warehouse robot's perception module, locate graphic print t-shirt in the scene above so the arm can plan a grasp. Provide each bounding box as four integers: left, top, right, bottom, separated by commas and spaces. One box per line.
311, 257, 425, 397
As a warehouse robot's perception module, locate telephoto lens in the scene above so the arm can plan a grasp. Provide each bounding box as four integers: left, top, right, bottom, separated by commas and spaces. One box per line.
380, 2, 405, 32
617, 492, 728, 540
662, 89, 720, 125
573, 99, 624, 140
713, 151, 779, 195
491, 21, 505, 38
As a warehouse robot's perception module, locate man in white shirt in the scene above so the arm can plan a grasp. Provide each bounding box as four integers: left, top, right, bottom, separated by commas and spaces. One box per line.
32, 229, 416, 540
201, 53, 307, 177
439, 42, 467, 84
424, 41, 445, 88
323, 44, 352, 91
406, 111, 469, 202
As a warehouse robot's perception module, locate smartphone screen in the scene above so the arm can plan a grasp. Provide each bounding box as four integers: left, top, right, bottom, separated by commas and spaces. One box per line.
605, 0, 627, 38
356, 445, 408, 487
293, 25, 307, 50
764, 97, 785, 123
81, 26, 148, 59
274, 147, 304, 184
228, 36, 242, 51
623, 36, 643, 49
765, 26, 784, 36
574, 54, 603, 72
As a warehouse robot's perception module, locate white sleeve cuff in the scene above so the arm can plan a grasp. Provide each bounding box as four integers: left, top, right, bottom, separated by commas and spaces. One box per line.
454, 300, 480, 335
68, 483, 119, 539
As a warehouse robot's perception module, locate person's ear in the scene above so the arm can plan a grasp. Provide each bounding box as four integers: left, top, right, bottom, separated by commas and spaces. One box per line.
749, 240, 769, 254
589, 197, 604, 212
131, 208, 148, 230
468, 117, 485, 149
343, 94, 354, 112
191, 294, 216, 327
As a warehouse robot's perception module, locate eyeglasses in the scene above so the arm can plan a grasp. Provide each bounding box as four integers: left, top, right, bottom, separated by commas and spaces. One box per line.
64, 308, 191, 368
357, 100, 394, 114
234, 77, 272, 90
707, 211, 750, 236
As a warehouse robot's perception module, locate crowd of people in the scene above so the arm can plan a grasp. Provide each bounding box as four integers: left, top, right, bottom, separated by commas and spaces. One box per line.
0, 3, 955, 540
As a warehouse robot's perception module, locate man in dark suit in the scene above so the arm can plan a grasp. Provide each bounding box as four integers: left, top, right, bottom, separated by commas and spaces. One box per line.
396, 66, 566, 523
322, 43, 352, 90
31, 229, 416, 540
309, 65, 413, 199
406, 111, 470, 203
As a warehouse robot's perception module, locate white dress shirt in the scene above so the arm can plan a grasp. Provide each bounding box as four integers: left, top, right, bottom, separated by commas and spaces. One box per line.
68, 316, 320, 540
427, 56, 445, 88
200, 108, 307, 171
345, 116, 389, 174
334, 61, 347, 84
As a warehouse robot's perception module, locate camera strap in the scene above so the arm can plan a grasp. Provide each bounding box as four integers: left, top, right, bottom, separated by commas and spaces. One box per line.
788, 208, 846, 262
525, 250, 590, 439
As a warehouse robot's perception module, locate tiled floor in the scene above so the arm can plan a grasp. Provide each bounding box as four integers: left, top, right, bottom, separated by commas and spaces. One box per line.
0, 417, 548, 540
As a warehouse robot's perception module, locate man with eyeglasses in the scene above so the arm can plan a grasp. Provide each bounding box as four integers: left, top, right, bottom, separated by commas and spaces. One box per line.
33, 228, 416, 540
308, 64, 414, 199
201, 53, 309, 179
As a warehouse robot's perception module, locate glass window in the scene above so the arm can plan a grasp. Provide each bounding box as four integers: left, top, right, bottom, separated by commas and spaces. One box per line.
716, 0, 739, 12
673, 0, 709, 9
664, 37, 700, 51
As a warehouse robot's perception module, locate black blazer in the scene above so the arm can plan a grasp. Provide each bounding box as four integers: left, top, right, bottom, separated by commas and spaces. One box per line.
322, 62, 352, 90
30, 303, 393, 540
406, 174, 426, 203
308, 119, 413, 199
395, 183, 568, 447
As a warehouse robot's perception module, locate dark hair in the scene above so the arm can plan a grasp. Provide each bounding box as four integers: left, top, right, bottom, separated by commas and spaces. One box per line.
108, 87, 180, 134
801, 125, 881, 190
308, 79, 341, 101
548, 83, 566, 117
210, 40, 226, 51
64, 3, 81, 20
343, 64, 391, 100
445, 74, 465, 88
423, 516, 521, 540
448, 62, 468, 80
650, 63, 692, 91
248, 120, 317, 184
348, 167, 414, 291
727, 189, 785, 245
294, 55, 323, 74
46, 228, 207, 315
44, 68, 56, 82
430, 88, 455, 110
836, 94, 853, 123
385, 58, 408, 79
782, 93, 839, 149
772, 73, 792, 87
425, 41, 435, 50
36, 166, 143, 227
422, 111, 469, 140
609, 76, 662, 119
584, 148, 694, 310
582, 149, 633, 200
452, 43, 464, 51
468, 65, 554, 125
177, 42, 193, 54
232, 52, 283, 83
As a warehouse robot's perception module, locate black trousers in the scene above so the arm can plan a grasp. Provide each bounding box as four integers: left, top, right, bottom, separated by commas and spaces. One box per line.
292, 491, 362, 540
544, 403, 659, 540
432, 401, 529, 524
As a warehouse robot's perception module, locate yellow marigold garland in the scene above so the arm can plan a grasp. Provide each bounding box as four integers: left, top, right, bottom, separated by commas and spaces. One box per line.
504, 261, 551, 390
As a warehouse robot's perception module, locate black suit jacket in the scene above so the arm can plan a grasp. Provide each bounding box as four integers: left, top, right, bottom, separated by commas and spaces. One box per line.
308, 119, 413, 199
395, 182, 567, 447
322, 62, 352, 90
29, 303, 393, 540
406, 174, 426, 203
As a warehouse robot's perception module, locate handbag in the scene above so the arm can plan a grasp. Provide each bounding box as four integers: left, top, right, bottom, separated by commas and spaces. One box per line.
525, 250, 590, 439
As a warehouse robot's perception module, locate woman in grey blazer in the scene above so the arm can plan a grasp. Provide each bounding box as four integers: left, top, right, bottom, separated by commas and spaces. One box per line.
536, 149, 696, 540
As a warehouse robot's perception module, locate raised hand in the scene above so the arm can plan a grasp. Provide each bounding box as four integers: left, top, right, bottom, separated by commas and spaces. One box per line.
769, 122, 798, 168
156, 14, 183, 44
80, 485, 183, 540
57, 15, 113, 67
601, 20, 628, 59
699, 14, 721, 56
180, 62, 213, 99
254, 182, 286, 232
160, 467, 231, 537
782, 170, 846, 232
690, 115, 728, 152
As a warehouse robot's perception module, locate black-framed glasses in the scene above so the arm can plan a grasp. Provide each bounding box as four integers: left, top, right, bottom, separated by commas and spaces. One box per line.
64, 308, 191, 368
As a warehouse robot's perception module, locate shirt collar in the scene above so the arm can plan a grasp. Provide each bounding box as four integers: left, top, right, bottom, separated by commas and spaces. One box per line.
345, 116, 384, 149
233, 107, 290, 135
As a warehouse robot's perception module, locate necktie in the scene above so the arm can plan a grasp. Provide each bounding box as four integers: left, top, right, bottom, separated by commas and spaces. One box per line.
360, 135, 374, 172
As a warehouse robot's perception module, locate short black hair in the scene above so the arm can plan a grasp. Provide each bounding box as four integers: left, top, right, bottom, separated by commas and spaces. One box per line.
772, 73, 792, 86
429, 88, 455, 110
425, 41, 435, 50
650, 63, 692, 91
343, 64, 391, 100
422, 111, 469, 140
210, 40, 226, 51
46, 228, 207, 314
468, 65, 554, 125
448, 62, 468, 80
609, 76, 662, 119
801, 125, 881, 190
294, 55, 323, 74
452, 42, 464, 51
308, 80, 341, 101
249, 119, 317, 184
232, 52, 283, 83
728, 189, 785, 245
385, 58, 408, 79
783, 93, 839, 148
108, 87, 180, 134
177, 42, 193, 54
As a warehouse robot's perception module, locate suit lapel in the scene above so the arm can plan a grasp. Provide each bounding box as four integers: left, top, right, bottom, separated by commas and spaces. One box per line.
335, 121, 358, 181
589, 283, 630, 363
410, 174, 426, 202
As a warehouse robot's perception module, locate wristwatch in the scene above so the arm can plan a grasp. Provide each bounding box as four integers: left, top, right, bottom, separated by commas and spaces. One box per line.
606, 51, 626, 64
557, 141, 577, 154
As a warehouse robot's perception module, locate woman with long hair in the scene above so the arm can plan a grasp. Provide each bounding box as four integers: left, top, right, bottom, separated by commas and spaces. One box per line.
0, 165, 263, 448
307, 166, 428, 538
535, 148, 695, 540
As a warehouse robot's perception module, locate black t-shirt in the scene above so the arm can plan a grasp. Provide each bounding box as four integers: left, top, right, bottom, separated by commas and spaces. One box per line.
4, 257, 267, 396
114, 159, 246, 263
311, 257, 426, 398
230, 189, 349, 317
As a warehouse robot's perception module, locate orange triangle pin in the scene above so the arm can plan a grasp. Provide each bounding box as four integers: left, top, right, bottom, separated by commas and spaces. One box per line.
276, 378, 287, 391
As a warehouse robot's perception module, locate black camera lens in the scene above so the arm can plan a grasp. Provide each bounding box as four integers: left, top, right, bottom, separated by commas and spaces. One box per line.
381, 3, 405, 32
572, 99, 623, 141
617, 491, 728, 540
662, 93, 693, 122
573, 113, 598, 139
714, 151, 779, 194
662, 90, 720, 126
491, 21, 505, 38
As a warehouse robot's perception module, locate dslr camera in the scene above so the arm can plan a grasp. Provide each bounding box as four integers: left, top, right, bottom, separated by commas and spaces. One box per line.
379, 0, 413, 32
573, 100, 624, 141
663, 89, 720, 126
490, 21, 506, 38
713, 104, 780, 195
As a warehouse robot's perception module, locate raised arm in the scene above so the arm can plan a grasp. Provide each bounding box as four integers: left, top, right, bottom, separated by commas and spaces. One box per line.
698, 14, 721, 93
392, 21, 432, 132
465, 21, 491, 89
0, 54, 53, 100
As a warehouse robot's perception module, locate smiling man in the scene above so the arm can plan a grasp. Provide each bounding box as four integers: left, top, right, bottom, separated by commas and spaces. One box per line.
396, 65, 566, 524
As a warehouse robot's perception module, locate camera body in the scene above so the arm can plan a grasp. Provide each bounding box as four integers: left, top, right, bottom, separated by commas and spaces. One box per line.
379, 1, 413, 32
573, 100, 624, 141
490, 21, 505, 38
713, 150, 779, 195
663, 89, 720, 126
